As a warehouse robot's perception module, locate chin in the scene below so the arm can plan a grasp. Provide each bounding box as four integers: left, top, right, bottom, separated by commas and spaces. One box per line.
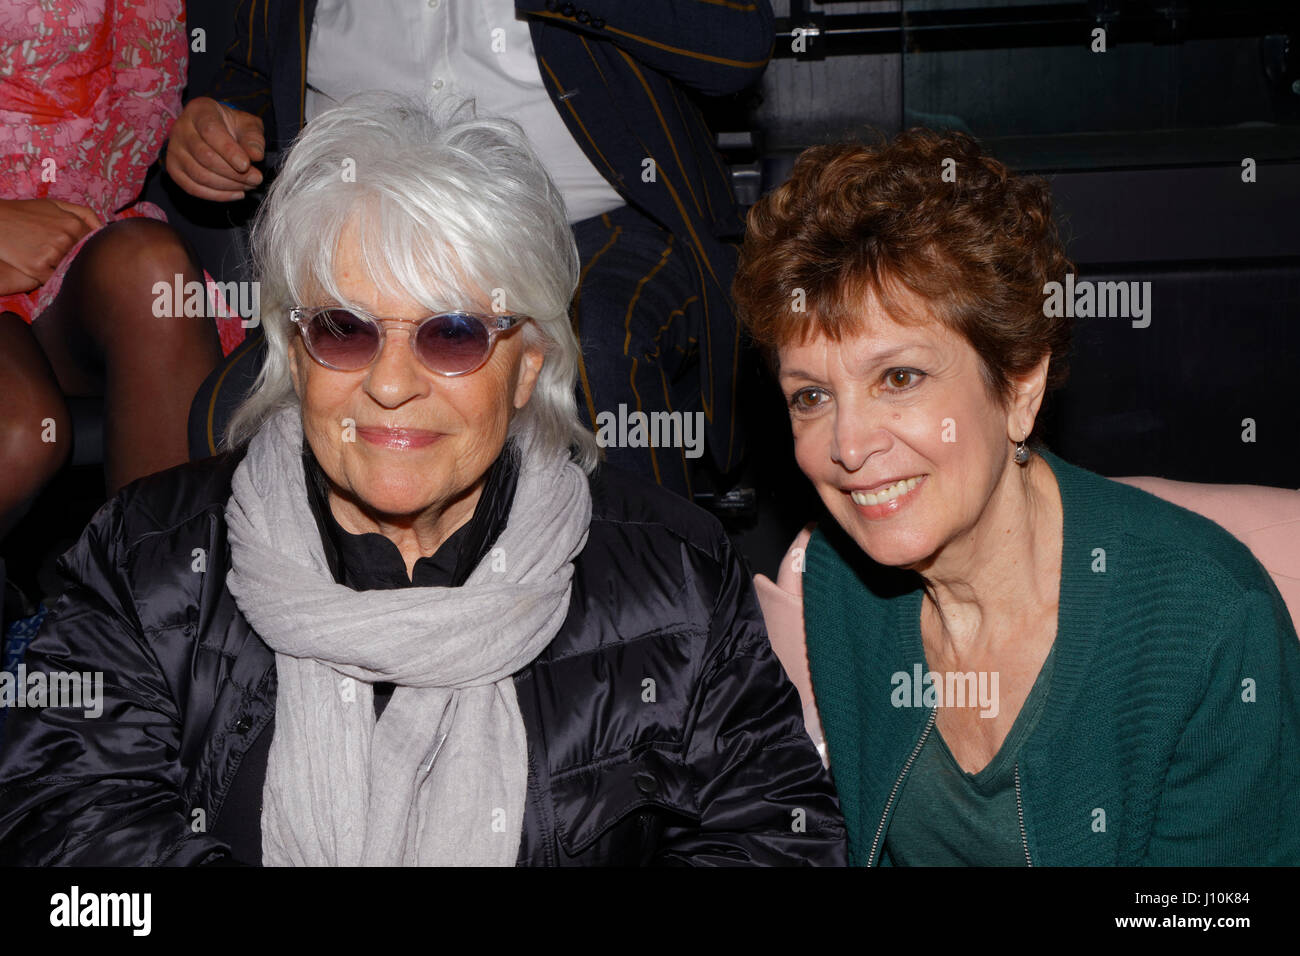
350, 471, 442, 518
838, 513, 937, 569
355, 493, 431, 519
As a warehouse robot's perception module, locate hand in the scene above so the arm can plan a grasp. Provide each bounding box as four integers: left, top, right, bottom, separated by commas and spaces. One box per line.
0, 199, 102, 288
0, 257, 41, 296
165, 97, 266, 201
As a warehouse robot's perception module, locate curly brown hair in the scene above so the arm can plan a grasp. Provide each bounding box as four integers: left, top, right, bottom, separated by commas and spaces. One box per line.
733, 128, 1074, 427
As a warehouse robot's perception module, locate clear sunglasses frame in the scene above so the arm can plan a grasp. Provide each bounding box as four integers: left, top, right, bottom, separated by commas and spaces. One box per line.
288, 306, 530, 377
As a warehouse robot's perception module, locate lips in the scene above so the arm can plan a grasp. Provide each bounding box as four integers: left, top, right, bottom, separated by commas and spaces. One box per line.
355, 427, 443, 449
848, 474, 924, 506
842, 474, 927, 520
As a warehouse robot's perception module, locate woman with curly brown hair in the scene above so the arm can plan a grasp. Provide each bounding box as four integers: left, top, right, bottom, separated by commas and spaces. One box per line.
735, 128, 1300, 866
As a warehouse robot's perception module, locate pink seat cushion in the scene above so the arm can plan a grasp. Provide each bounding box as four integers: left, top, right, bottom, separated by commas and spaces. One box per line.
754, 526, 819, 756
1112, 476, 1300, 626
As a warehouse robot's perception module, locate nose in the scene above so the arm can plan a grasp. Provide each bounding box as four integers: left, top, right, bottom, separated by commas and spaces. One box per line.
829, 395, 891, 473
362, 322, 430, 408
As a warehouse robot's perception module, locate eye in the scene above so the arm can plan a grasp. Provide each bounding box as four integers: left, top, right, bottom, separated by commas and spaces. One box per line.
884, 368, 924, 390
425, 313, 481, 344
788, 387, 829, 412
319, 309, 369, 337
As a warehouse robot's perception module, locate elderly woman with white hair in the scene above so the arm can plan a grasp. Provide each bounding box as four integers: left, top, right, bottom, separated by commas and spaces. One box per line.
0, 95, 846, 866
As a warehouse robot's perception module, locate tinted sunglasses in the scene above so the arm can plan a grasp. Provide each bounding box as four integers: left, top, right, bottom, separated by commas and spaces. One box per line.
289, 307, 529, 377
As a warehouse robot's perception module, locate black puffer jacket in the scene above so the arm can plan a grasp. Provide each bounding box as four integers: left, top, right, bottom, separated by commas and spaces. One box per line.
0, 451, 846, 865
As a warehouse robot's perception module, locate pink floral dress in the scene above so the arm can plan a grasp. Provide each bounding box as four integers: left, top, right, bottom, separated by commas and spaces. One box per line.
0, 0, 245, 355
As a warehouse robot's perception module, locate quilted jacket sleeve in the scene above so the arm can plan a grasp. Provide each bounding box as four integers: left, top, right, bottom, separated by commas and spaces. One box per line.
0, 493, 231, 866
653, 530, 847, 865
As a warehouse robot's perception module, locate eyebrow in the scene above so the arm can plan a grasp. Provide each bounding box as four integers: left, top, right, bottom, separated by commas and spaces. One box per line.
779, 344, 929, 383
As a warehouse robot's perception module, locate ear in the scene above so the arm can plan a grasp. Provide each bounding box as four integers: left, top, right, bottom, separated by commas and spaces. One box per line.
1006, 352, 1051, 442
512, 340, 546, 410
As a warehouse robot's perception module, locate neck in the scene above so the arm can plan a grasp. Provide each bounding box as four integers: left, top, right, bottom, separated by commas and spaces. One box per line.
327, 480, 484, 580
911, 452, 1062, 655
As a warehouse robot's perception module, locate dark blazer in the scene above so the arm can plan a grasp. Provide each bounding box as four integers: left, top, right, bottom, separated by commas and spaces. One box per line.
208, 0, 775, 472
0, 451, 845, 865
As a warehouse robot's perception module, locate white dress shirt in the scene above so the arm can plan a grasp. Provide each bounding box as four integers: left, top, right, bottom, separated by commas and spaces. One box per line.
305, 0, 625, 223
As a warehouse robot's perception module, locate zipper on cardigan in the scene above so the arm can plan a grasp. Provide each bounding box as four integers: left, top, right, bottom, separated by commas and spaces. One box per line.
1014, 763, 1033, 866
869, 707, 937, 866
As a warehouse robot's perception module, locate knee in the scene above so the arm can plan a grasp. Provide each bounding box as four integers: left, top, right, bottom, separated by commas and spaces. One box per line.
75, 219, 198, 299
72, 220, 215, 349
0, 375, 70, 496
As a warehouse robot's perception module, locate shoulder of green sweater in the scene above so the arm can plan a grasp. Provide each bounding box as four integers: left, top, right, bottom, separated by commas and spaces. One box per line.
1040, 445, 1283, 610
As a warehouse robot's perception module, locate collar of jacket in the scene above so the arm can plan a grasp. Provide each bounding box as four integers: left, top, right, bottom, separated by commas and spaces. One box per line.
802, 447, 1121, 866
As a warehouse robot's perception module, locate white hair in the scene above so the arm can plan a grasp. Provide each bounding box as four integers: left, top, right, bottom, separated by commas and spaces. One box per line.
223, 92, 598, 472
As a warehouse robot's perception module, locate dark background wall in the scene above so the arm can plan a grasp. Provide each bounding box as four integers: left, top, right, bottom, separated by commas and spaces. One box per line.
727, 0, 1299, 500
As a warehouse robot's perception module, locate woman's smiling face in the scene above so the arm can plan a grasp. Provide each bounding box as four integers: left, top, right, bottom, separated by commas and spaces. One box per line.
778, 288, 1024, 570
289, 226, 544, 529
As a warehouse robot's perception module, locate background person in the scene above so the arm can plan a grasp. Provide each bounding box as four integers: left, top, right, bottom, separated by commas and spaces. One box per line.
0, 0, 236, 548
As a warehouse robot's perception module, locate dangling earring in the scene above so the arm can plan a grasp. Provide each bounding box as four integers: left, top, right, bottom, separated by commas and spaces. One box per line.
1014, 437, 1031, 465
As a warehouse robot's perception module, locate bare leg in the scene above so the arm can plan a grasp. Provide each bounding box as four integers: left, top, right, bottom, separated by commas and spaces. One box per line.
32, 219, 222, 495
0, 311, 71, 542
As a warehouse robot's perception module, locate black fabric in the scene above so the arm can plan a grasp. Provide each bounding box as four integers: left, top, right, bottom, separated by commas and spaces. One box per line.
209, 444, 521, 863
0, 450, 846, 866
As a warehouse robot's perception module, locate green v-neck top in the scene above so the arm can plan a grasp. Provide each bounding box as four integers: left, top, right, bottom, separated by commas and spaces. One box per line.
882, 646, 1056, 866
801, 446, 1300, 865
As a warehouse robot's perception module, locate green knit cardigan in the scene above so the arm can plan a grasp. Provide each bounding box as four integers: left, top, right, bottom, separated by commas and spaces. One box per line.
802, 448, 1300, 865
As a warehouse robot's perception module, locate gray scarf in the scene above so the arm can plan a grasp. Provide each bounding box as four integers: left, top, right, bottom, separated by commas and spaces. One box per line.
224, 407, 591, 866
